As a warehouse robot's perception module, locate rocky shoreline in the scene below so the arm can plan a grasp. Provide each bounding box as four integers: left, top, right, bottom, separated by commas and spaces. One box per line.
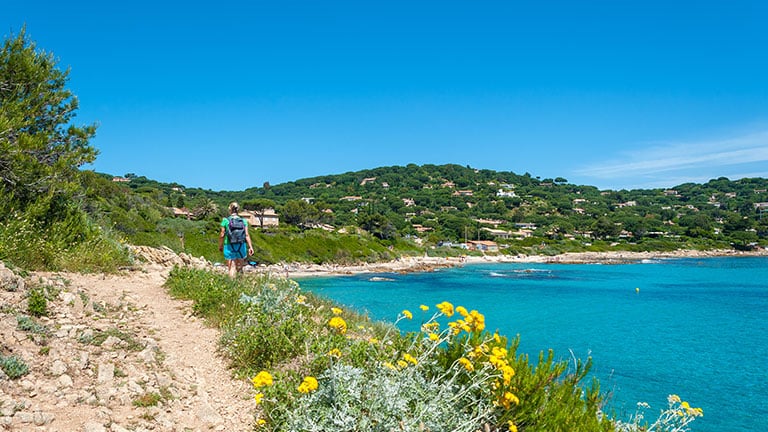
251, 248, 768, 278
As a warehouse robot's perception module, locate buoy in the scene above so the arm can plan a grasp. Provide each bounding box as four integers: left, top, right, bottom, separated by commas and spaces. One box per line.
635, 287, 640, 293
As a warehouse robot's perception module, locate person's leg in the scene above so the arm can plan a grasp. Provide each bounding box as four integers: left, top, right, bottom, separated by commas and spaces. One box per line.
227, 259, 237, 277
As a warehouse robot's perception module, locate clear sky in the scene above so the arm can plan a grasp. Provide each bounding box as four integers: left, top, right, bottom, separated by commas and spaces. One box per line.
5, 1, 768, 191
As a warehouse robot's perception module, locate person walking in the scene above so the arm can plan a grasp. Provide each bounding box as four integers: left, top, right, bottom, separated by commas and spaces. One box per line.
219, 202, 254, 277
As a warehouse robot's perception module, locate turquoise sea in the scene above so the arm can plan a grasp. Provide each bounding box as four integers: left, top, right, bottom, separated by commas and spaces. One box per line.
299, 257, 768, 432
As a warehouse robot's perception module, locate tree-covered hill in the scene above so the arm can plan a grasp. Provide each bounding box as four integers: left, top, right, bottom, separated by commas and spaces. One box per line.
107, 163, 768, 257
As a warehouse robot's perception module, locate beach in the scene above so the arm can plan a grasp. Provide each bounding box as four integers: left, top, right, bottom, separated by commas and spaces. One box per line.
253, 248, 768, 278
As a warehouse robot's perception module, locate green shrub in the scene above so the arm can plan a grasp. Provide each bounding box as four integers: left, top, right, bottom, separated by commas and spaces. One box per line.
0, 355, 30, 379
27, 287, 48, 317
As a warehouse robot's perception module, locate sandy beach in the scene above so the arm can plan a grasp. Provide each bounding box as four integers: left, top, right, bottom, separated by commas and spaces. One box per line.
251, 248, 768, 279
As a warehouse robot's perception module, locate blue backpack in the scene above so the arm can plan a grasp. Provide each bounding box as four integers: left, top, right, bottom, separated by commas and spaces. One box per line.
226, 216, 246, 245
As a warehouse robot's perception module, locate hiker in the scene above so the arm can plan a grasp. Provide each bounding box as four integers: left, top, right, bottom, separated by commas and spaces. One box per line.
219, 202, 254, 277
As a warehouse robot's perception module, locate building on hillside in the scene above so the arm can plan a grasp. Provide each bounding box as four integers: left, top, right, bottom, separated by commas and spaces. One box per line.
171, 207, 193, 219
467, 240, 499, 252
340, 196, 363, 201
482, 228, 511, 239
112, 176, 130, 182
240, 208, 279, 227
360, 177, 377, 186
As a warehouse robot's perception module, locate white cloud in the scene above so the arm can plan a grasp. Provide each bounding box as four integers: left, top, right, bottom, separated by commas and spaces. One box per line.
575, 129, 768, 189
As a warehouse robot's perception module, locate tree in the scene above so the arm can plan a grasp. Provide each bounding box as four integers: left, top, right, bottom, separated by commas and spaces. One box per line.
281, 199, 320, 228
0, 27, 97, 214
243, 198, 276, 229
358, 213, 396, 240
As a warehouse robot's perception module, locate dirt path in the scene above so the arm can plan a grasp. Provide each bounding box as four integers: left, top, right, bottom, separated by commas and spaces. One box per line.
0, 263, 254, 431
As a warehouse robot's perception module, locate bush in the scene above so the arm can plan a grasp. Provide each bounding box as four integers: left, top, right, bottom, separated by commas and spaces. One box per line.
27, 287, 48, 317
0, 354, 30, 379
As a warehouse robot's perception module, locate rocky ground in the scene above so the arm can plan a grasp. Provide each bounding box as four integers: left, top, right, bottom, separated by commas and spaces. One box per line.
0, 251, 255, 432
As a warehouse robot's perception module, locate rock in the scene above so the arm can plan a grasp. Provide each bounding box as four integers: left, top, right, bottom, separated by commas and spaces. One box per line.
79, 351, 90, 369
58, 374, 74, 388
102, 335, 122, 348
33, 410, 54, 426
138, 347, 156, 363
97, 362, 114, 384
50, 359, 68, 376
0, 262, 24, 291
84, 421, 107, 432
13, 411, 34, 423
60, 291, 77, 304
110, 424, 131, 432
196, 399, 223, 425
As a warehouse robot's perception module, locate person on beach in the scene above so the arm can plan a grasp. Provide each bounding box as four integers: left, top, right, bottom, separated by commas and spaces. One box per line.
219, 202, 254, 277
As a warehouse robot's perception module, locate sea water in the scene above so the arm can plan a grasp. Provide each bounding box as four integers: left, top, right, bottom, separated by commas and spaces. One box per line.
299, 257, 768, 432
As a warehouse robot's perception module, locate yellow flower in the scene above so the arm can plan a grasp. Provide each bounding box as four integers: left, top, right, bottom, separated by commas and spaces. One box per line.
494, 332, 501, 343
467, 310, 485, 332
297, 376, 319, 393
681, 401, 690, 409
491, 346, 508, 358
331, 307, 343, 315
507, 421, 517, 432
257, 418, 266, 426
254, 392, 264, 404
669, 394, 681, 403
436, 301, 454, 317
368, 337, 379, 344
328, 348, 342, 358
419, 304, 429, 311
251, 371, 273, 388
499, 391, 520, 409
296, 294, 307, 304
455, 305, 469, 317
397, 359, 408, 369
328, 316, 348, 334
403, 353, 418, 365
501, 365, 515, 385
383, 361, 397, 370
428, 333, 439, 341
458, 357, 474, 372
421, 322, 440, 332
401, 309, 413, 320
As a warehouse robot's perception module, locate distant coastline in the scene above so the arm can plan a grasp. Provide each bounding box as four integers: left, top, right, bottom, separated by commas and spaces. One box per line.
256, 248, 768, 279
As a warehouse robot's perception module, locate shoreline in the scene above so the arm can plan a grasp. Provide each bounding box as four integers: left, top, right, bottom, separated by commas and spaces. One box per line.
252, 248, 768, 279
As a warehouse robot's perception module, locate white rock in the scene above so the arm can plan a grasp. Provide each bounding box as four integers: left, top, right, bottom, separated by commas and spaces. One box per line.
97, 362, 114, 384
58, 374, 74, 388
50, 359, 68, 376
102, 336, 122, 348
33, 411, 54, 426
84, 421, 107, 432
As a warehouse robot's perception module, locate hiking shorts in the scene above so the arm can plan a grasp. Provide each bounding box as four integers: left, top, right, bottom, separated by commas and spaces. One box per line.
223, 242, 247, 260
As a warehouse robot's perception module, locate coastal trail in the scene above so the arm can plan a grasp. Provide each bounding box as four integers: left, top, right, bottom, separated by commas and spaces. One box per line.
0, 264, 254, 431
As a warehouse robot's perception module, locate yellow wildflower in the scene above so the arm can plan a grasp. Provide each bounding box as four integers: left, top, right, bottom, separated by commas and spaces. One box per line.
296, 294, 307, 304
328, 316, 347, 334
428, 333, 439, 341
436, 301, 454, 317
297, 376, 319, 394
254, 392, 264, 404
455, 305, 469, 317
458, 357, 474, 372
419, 304, 429, 311
467, 310, 485, 332
328, 348, 342, 358
251, 371, 273, 388
401, 309, 413, 320
681, 401, 690, 409
331, 307, 343, 315
499, 391, 520, 409
508, 421, 518, 432
403, 353, 418, 365
494, 332, 501, 343
501, 365, 515, 385
257, 418, 266, 426
397, 359, 408, 369
669, 394, 681, 403
368, 337, 379, 344
491, 346, 508, 358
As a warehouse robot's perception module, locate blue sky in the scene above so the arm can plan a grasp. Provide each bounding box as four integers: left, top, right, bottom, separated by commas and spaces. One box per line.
5, 1, 768, 191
